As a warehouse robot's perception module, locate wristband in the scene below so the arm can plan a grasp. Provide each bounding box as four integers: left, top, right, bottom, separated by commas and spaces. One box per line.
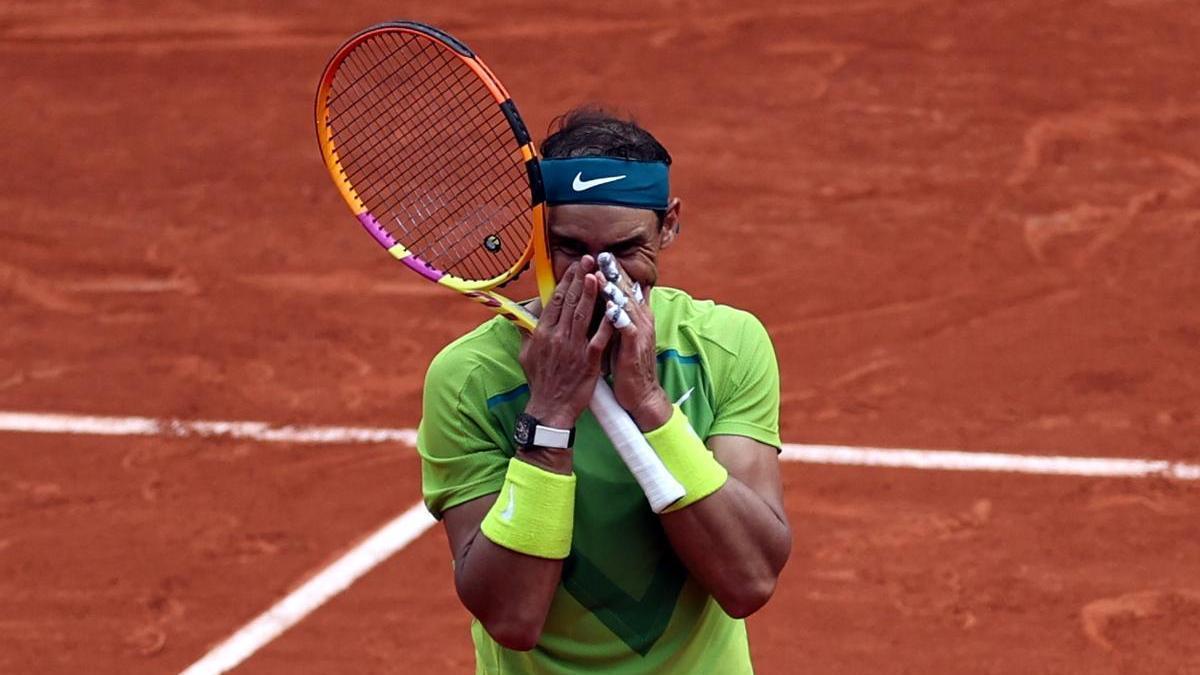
480, 458, 576, 559
642, 405, 729, 512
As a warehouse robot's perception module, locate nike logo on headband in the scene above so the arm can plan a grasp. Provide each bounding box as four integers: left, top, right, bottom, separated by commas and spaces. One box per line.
572, 172, 627, 191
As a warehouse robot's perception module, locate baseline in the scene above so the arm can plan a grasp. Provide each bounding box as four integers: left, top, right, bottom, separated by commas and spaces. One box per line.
2, 410, 1197, 480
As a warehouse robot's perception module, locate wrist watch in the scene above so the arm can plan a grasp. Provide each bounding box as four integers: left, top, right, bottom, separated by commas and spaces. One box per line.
514, 412, 575, 451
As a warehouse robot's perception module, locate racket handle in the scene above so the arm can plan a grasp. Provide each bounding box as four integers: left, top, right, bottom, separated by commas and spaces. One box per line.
589, 380, 686, 513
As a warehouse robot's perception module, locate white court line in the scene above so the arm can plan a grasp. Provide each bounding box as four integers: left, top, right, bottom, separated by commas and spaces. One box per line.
2, 410, 1196, 480
0, 411, 417, 445
179, 502, 437, 675
2, 409, 1198, 674
779, 444, 1200, 481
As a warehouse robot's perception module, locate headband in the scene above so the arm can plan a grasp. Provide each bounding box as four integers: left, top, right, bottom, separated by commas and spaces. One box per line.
539, 157, 670, 210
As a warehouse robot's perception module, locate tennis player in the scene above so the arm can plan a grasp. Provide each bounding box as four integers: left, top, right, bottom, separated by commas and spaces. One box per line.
418, 107, 790, 673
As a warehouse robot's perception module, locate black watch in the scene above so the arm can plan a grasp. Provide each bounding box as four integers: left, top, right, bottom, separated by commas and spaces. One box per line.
514, 413, 575, 451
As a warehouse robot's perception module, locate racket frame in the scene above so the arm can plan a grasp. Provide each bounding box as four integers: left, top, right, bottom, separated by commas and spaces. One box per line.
315, 21, 685, 512
315, 21, 556, 307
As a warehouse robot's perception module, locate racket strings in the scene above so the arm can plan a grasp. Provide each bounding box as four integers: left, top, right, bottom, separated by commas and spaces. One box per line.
390, 118, 518, 233
364, 83, 512, 221
352, 84, 496, 218
327, 41, 440, 168
327, 40, 410, 112
332, 37, 467, 182
334, 56, 525, 282
334, 38, 466, 180
338, 38, 517, 238
343, 39, 472, 172
325, 30, 531, 283
358, 89, 521, 277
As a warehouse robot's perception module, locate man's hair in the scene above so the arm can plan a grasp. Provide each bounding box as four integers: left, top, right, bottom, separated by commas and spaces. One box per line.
540, 106, 672, 165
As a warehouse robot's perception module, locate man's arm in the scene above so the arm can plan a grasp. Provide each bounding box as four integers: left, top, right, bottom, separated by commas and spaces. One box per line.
601, 274, 788, 617
440, 447, 574, 651
658, 435, 791, 618
437, 257, 614, 651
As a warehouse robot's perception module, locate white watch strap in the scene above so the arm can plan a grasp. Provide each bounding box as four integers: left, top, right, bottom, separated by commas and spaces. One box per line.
532, 425, 572, 449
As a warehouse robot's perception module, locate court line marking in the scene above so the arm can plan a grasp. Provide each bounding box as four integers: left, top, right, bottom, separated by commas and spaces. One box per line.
2, 410, 1196, 480
778, 444, 1200, 480
3, 409, 1198, 675
179, 502, 436, 675
0, 411, 417, 445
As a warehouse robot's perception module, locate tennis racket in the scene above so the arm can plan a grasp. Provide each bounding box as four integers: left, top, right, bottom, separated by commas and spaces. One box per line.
314, 21, 685, 513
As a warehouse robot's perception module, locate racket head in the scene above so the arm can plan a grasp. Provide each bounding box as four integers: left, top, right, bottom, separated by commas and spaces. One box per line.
315, 21, 555, 301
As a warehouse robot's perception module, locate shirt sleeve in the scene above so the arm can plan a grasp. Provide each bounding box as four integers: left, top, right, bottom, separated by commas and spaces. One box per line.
417, 349, 511, 519
706, 310, 782, 448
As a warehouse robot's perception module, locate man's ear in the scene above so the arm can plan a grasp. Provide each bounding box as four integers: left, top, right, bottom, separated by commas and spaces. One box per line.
659, 197, 682, 249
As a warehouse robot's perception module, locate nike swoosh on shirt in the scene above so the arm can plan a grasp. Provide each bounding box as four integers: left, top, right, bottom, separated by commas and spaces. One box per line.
499, 484, 515, 522
572, 172, 627, 191
674, 387, 694, 406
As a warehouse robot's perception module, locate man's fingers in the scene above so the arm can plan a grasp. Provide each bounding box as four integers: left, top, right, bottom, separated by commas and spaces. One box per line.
561, 256, 596, 339
570, 271, 600, 338
604, 282, 629, 310
597, 252, 642, 304
578, 254, 597, 275
619, 281, 654, 328
588, 306, 615, 358
557, 263, 585, 329
541, 263, 577, 328
597, 252, 621, 283
605, 300, 633, 330
604, 281, 653, 331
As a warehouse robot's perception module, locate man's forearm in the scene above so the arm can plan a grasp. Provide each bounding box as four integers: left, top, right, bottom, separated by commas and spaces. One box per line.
660, 476, 791, 618
452, 446, 575, 651
626, 402, 790, 618
454, 526, 564, 651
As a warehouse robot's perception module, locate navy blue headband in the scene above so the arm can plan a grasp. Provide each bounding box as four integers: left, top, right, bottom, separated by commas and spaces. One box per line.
539, 157, 670, 210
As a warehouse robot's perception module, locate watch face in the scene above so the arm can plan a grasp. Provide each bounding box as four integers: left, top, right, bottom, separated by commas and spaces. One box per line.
514, 414, 535, 446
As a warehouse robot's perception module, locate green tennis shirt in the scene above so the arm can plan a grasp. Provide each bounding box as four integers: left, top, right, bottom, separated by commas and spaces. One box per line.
418, 287, 781, 674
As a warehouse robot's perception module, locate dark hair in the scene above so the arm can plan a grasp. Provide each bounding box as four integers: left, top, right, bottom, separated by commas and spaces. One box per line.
541, 106, 671, 224
540, 106, 672, 165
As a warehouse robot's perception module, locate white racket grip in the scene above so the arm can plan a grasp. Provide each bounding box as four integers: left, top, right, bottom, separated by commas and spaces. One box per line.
589, 380, 686, 512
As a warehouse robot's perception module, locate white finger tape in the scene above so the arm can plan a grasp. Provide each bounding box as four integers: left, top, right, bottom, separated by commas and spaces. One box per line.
598, 252, 621, 282
603, 282, 629, 308
606, 301, 632, 329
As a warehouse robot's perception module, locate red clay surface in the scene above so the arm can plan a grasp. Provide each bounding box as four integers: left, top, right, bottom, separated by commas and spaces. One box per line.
3, 1, 1200, 673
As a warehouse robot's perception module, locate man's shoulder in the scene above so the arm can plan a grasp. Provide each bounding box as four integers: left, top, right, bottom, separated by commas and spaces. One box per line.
426, 316, 522, 386
652, 287, 771, 358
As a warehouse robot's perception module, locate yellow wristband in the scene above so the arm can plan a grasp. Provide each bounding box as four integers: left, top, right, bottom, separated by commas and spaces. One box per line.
643, 405, 729, 513
480, 458, 576, 559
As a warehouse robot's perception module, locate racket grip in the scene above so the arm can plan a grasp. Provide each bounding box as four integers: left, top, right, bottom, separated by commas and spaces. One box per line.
589, 380, 686, 513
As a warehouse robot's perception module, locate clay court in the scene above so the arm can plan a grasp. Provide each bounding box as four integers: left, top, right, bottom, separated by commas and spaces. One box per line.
3, 1, 1200, 673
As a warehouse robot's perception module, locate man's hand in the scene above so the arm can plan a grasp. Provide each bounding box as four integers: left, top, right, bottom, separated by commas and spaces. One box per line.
519, 256, 615, 429
599, 259, 672, 432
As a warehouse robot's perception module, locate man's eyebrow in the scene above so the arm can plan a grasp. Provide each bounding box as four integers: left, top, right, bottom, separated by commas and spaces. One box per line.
549, 232, 649, 249
549, 233, 587, 247
608, 233, 649, 250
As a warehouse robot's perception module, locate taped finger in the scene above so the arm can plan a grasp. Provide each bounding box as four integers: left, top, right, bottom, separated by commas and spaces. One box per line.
603, 281, 629, 309
606, 301, 632, 329
598, 252, 645, 305
598, 252, 622, 283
